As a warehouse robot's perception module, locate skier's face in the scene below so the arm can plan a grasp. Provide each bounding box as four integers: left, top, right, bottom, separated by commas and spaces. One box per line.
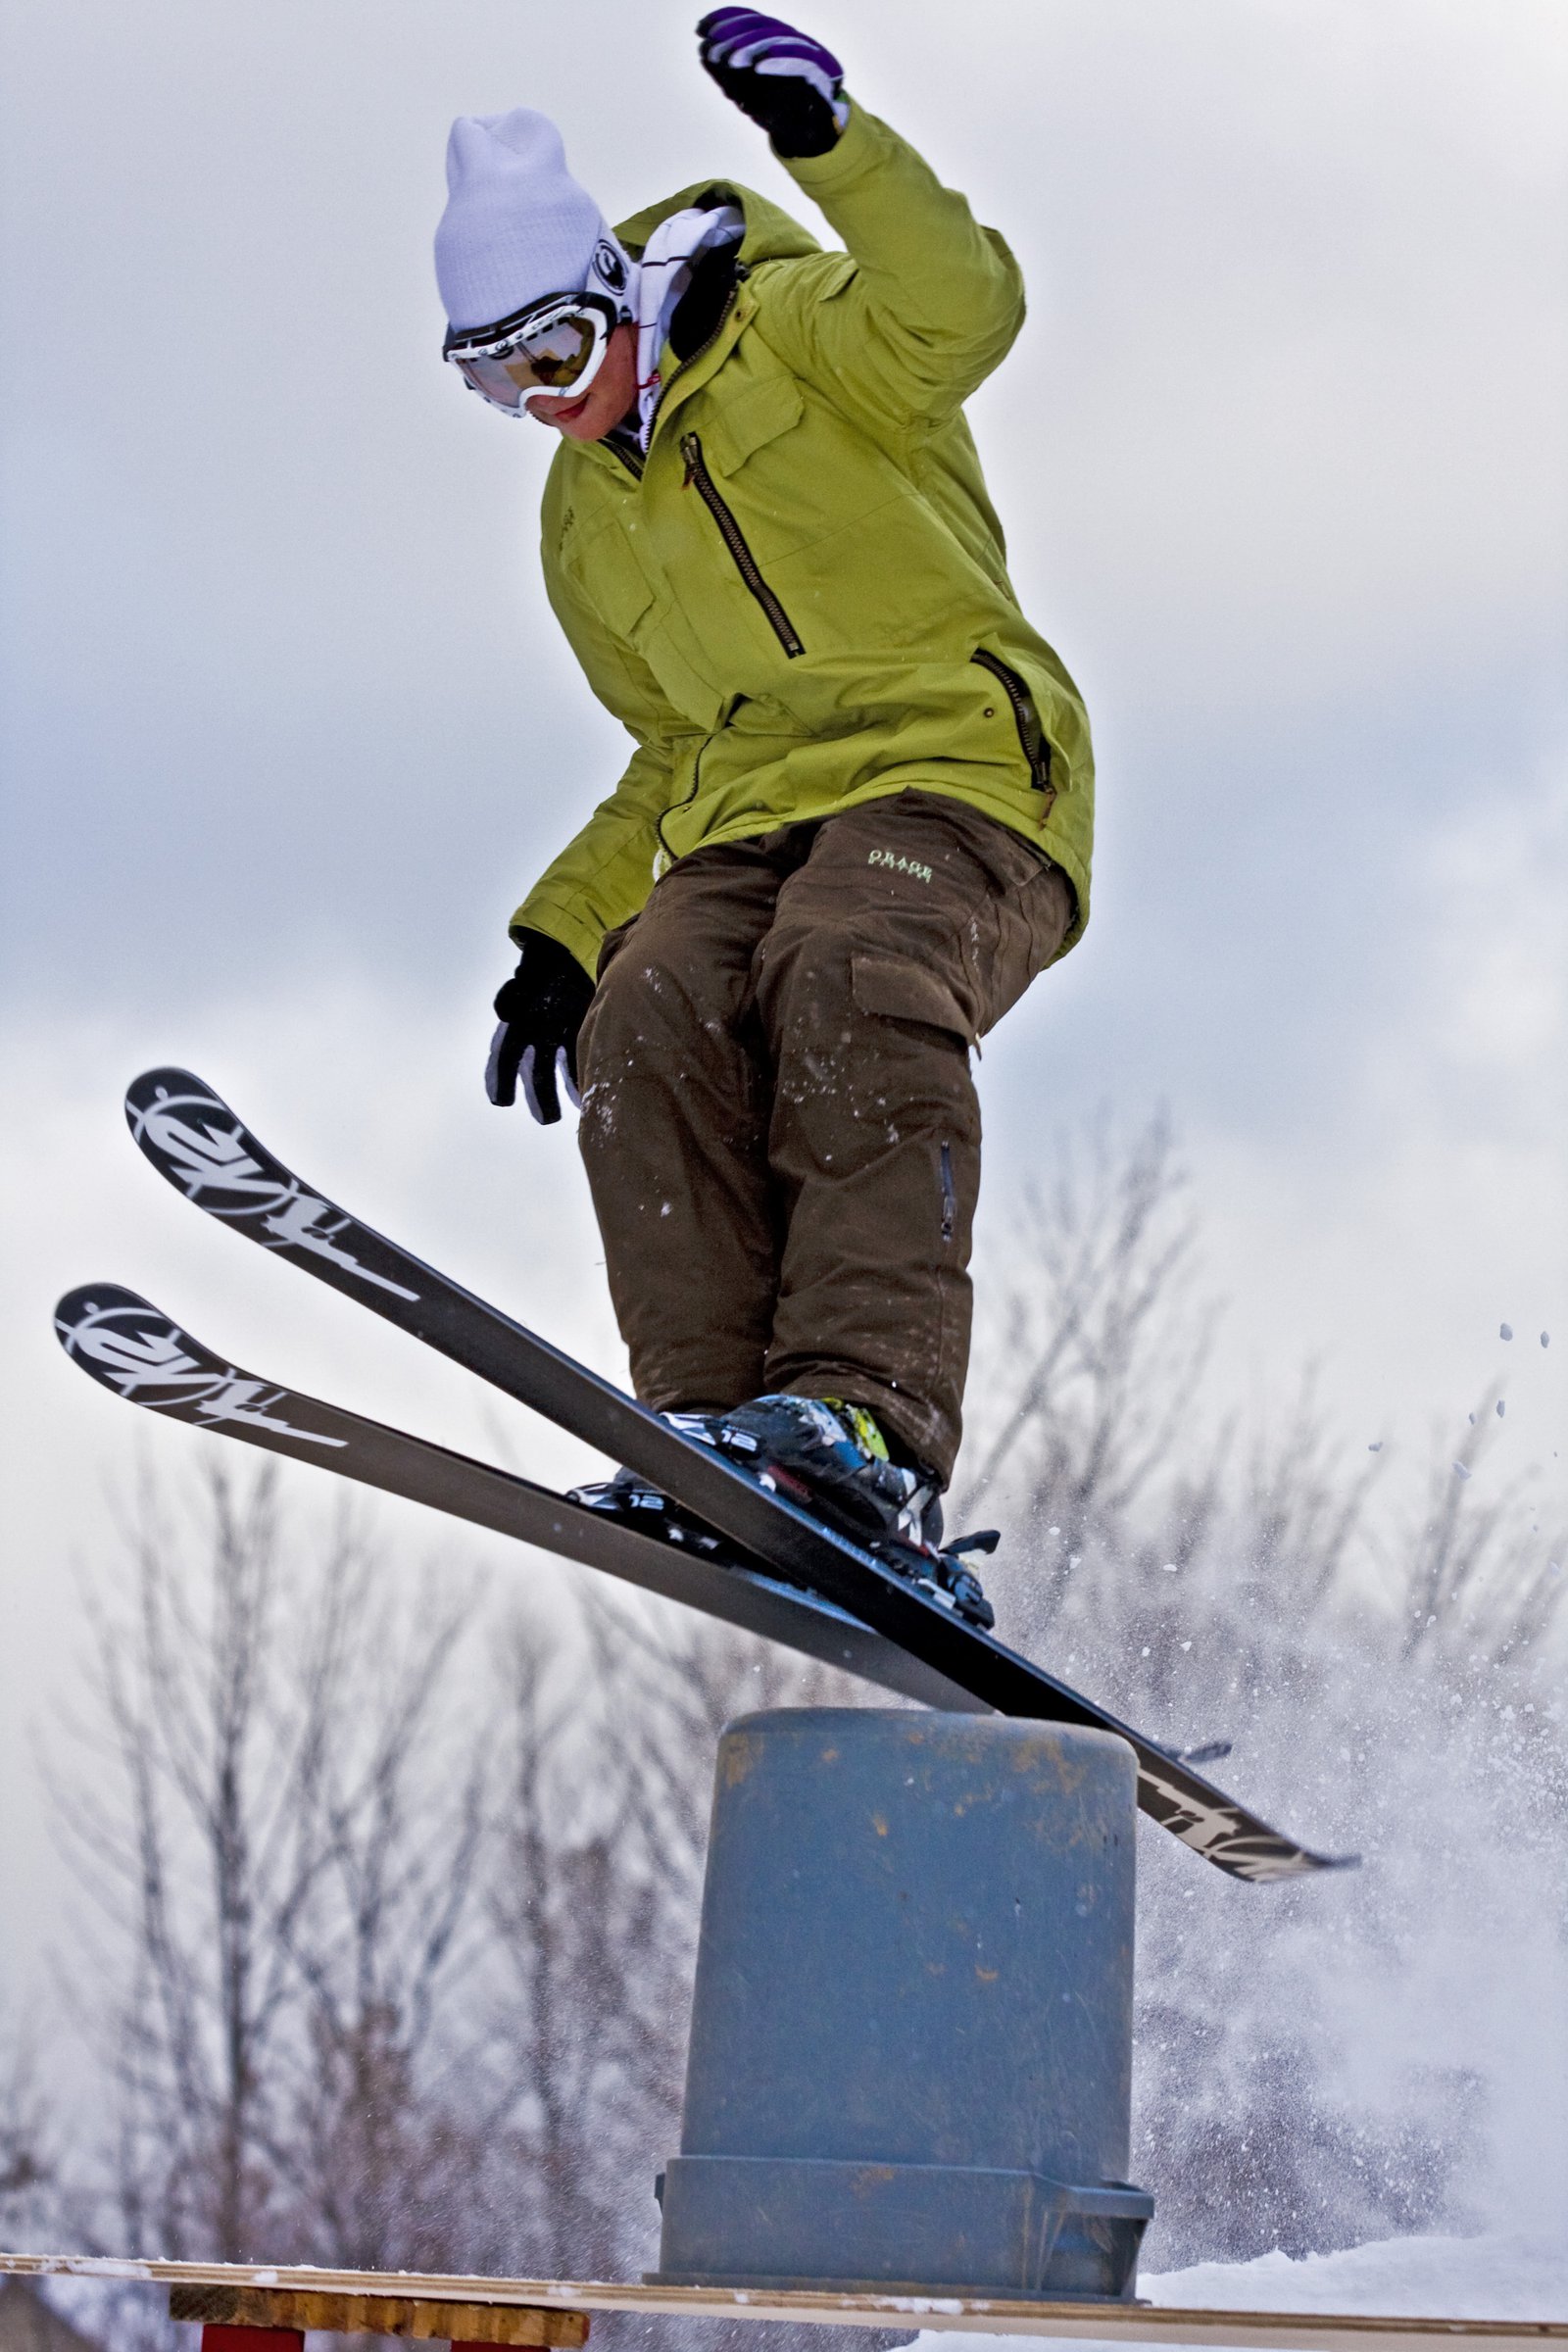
526, 322, 638, 441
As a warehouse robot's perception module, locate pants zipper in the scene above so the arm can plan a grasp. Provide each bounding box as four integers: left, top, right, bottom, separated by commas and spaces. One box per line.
681, 432, 805, 658
971, 649, 1053, 796
940, 1141, 956, 1245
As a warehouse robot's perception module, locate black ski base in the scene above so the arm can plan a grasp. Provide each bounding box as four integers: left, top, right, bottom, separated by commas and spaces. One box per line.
50, 1067, 1357, 1885
54, 1286, 981, 1714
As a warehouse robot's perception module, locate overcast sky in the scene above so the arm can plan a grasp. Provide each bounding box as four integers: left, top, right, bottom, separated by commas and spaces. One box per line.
2, 0, 1565, 1994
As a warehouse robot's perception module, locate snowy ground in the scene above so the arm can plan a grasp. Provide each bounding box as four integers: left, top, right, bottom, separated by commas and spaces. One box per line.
909, 2234, 1568, 2352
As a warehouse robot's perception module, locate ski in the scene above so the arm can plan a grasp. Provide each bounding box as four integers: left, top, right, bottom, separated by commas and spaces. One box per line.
53, 1284, 978, 1712
119, 1066, 1351, 1883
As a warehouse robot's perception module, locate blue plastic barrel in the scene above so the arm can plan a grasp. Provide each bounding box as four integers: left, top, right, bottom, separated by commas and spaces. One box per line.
652, 1708, 1152, 2299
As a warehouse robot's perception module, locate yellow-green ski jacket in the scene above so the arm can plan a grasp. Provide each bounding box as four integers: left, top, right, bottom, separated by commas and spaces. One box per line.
513, 103, 1095, 977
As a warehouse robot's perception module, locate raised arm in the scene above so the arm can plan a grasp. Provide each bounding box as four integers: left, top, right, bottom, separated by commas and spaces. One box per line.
698, 9, 1025, 430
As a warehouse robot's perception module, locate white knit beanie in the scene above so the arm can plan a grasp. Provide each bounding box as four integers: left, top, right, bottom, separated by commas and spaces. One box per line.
435, 108, 633, 332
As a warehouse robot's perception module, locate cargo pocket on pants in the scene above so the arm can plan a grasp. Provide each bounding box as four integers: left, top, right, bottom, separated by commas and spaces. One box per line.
838, 953, 977, 1469
850, 953, 977, 1047
850, 953, 975, 1269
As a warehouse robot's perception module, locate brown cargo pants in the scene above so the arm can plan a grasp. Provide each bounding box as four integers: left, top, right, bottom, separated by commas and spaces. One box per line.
576, 789, 1074, 1486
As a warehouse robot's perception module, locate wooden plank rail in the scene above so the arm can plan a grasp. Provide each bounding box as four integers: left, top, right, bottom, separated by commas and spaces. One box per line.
3, 2254, 1565, 2348
167, 2283, 588, 2347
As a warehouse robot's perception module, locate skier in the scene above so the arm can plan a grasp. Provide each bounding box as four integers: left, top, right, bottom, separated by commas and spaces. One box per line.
434, 10, 1095, 1621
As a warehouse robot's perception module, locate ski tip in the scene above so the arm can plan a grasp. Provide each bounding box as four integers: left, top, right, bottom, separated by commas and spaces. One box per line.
1175, 1738, 1233, 1767
124, 1066, 224, 1138
55, 1280, 154, 1335
1249, 1843, 1360, 1883
53, 1283, 170, 1389
122, 1069, 293, 1221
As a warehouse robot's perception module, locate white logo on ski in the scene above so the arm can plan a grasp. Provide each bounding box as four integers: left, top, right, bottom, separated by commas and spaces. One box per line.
1135, 1758, 1304, 1880
132, 1102, 419, 1302
67, 1316, 345, 1447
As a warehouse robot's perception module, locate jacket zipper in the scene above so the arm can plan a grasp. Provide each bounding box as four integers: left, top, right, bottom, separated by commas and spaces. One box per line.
656, 736, 708, 866
939, 1141, 956, 1245
971, 649, 1053, 795
680, 432, 806, 659
660, 263, 746, 410
604, 260, 751, 484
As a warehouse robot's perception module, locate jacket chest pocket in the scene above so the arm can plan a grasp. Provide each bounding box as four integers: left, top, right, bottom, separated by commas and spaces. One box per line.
699, 373, 804, 478
565, 499, 730, 727
562, 514, 656, 643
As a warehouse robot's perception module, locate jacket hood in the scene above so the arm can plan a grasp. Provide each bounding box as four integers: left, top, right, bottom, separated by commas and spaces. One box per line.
614, 179, 822, 268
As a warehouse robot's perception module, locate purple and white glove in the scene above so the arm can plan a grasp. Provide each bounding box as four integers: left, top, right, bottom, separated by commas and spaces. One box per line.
697, 10, 850, 158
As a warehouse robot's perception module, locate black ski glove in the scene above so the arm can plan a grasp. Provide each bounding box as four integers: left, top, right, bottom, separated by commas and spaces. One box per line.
697, 9, 849, 159
485, 930, 596, 1123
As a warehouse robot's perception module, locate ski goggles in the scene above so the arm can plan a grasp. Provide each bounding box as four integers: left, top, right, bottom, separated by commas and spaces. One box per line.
443, 290, 626, 416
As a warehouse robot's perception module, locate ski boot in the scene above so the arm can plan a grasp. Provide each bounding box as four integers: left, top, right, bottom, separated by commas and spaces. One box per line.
669, 1394, 1000, 1633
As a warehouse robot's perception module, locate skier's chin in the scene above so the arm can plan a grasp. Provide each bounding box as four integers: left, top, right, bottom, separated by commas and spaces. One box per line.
527, 387, 620, 441
529, 391, 593, 433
